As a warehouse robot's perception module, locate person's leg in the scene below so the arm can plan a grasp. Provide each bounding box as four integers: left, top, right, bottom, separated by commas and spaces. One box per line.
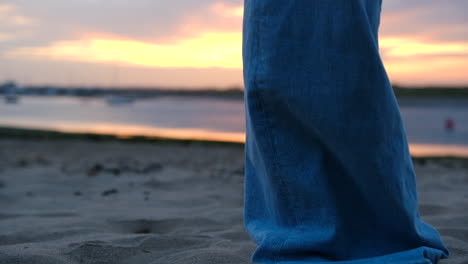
242, 0, 448, 263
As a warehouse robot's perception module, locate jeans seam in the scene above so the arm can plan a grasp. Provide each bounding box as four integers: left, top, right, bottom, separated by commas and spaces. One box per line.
252, 6, 299, 263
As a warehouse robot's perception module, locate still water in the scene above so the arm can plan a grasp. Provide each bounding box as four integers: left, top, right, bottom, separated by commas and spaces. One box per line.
0, 95, 467, 157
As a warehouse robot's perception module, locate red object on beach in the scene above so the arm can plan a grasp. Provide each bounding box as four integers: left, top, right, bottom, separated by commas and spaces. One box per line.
445, 119, 455, 130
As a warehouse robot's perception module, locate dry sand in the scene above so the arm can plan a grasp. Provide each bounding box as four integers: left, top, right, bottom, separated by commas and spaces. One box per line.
0, 139, 466, 263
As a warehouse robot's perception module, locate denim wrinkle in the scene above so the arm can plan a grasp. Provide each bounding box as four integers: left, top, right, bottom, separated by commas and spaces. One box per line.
242, 0, 449, 263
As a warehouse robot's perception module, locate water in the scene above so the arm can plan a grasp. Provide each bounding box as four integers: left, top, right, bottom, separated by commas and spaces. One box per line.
0, 95, 467, 157
0, 96, 246, 142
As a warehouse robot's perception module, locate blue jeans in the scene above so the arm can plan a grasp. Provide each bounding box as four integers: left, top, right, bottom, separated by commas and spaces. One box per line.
242, 0, 449, 263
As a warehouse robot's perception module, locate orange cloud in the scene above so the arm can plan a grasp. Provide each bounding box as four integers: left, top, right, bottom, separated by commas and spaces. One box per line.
0, 3, 34, 26
4, 2, 468, 86
378, 36, 468, 85
380, 37, 468, 57
384, 55, 468, 85
4, 1, 245, 70
7, 32, 242, 69
210, 2, 243, 18
162, 2, 242, 45
0, 32, 13, 42
0, 3, 14, 13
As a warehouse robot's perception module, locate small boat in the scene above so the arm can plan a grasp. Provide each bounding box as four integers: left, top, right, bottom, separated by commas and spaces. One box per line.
4, 93, 19, 104
2, 81, 20, 104
106, 95, 134, 106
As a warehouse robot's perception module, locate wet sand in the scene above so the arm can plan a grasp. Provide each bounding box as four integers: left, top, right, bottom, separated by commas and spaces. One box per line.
0, 139, 466, 263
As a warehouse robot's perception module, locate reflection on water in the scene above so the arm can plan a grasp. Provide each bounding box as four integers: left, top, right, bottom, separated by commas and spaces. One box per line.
0, 96, 467, 156
409, 144, 468, 157
6, 121, 246, 143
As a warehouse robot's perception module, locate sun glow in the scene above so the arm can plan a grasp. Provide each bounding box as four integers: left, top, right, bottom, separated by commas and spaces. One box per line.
378, 37, 468, 84
380, 37, 468, 57
6, 29, 468, 85
8, 32, 242, 69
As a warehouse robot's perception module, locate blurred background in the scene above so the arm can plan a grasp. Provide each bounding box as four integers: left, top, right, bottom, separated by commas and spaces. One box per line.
0, 0, 467, 156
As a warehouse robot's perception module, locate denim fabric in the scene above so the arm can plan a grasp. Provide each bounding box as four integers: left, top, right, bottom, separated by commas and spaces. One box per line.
242, 0, 449, 263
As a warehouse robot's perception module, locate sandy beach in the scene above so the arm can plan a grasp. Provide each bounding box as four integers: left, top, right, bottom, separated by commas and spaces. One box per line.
0, 138, 467, 263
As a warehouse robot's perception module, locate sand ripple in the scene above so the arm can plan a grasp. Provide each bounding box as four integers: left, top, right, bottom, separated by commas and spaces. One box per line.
0, 139, 466, 263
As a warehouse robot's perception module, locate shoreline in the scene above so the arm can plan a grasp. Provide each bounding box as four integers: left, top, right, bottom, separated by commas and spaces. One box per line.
1, 125, 467, 162
0, 126, 244, 148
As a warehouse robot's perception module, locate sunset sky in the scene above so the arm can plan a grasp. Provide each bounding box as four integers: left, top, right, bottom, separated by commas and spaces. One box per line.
0, 0, 467, 88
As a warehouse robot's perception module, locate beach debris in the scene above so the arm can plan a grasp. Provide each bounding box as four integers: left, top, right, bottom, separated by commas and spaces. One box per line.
439, 160, 456, 169
87, 163, 104, 177
14, 156, 51, 168
82, 159, 163, 177
208, 166, 245, 184
232, 166, 245, 175
143, 191, 150, 201
110, 168, 121, 176
35, 156, 51, 166
134, 227, 151, 234
445, 118, 455, 132
412, 158, 427, 166
17, 159, 28, 167
101, 188, 118, 196
73, 191, 82, 196
143, 178, 163, 189
141, 162, 163, 174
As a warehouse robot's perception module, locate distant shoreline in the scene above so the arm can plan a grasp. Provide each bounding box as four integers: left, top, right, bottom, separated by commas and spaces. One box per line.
2, 82, 468, 100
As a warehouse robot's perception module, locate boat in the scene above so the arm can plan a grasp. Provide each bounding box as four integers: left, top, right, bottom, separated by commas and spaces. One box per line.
2, 81, 20, 104
4, 93, 19, 104
106, 95, 134, 106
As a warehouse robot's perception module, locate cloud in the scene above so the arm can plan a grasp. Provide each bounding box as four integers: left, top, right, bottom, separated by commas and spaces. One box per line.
0, 33, 14, 42
0, 3, 34, 26
384, 55, 468, 86
7, 32, 242, 69
0, 0, 244, 59
381, 0, 468, 42
380, 37, 468, 57
7, 0, 465, 45
0, 3, 35, 44
1, 0, 467, 86
4, 1, 243, 69
5, 0, 242, 44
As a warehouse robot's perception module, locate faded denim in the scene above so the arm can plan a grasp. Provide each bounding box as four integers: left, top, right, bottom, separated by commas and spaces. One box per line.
242, 0, 449, 263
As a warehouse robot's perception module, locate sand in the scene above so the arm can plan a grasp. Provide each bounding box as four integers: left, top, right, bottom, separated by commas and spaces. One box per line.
0, 138, 466, 263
